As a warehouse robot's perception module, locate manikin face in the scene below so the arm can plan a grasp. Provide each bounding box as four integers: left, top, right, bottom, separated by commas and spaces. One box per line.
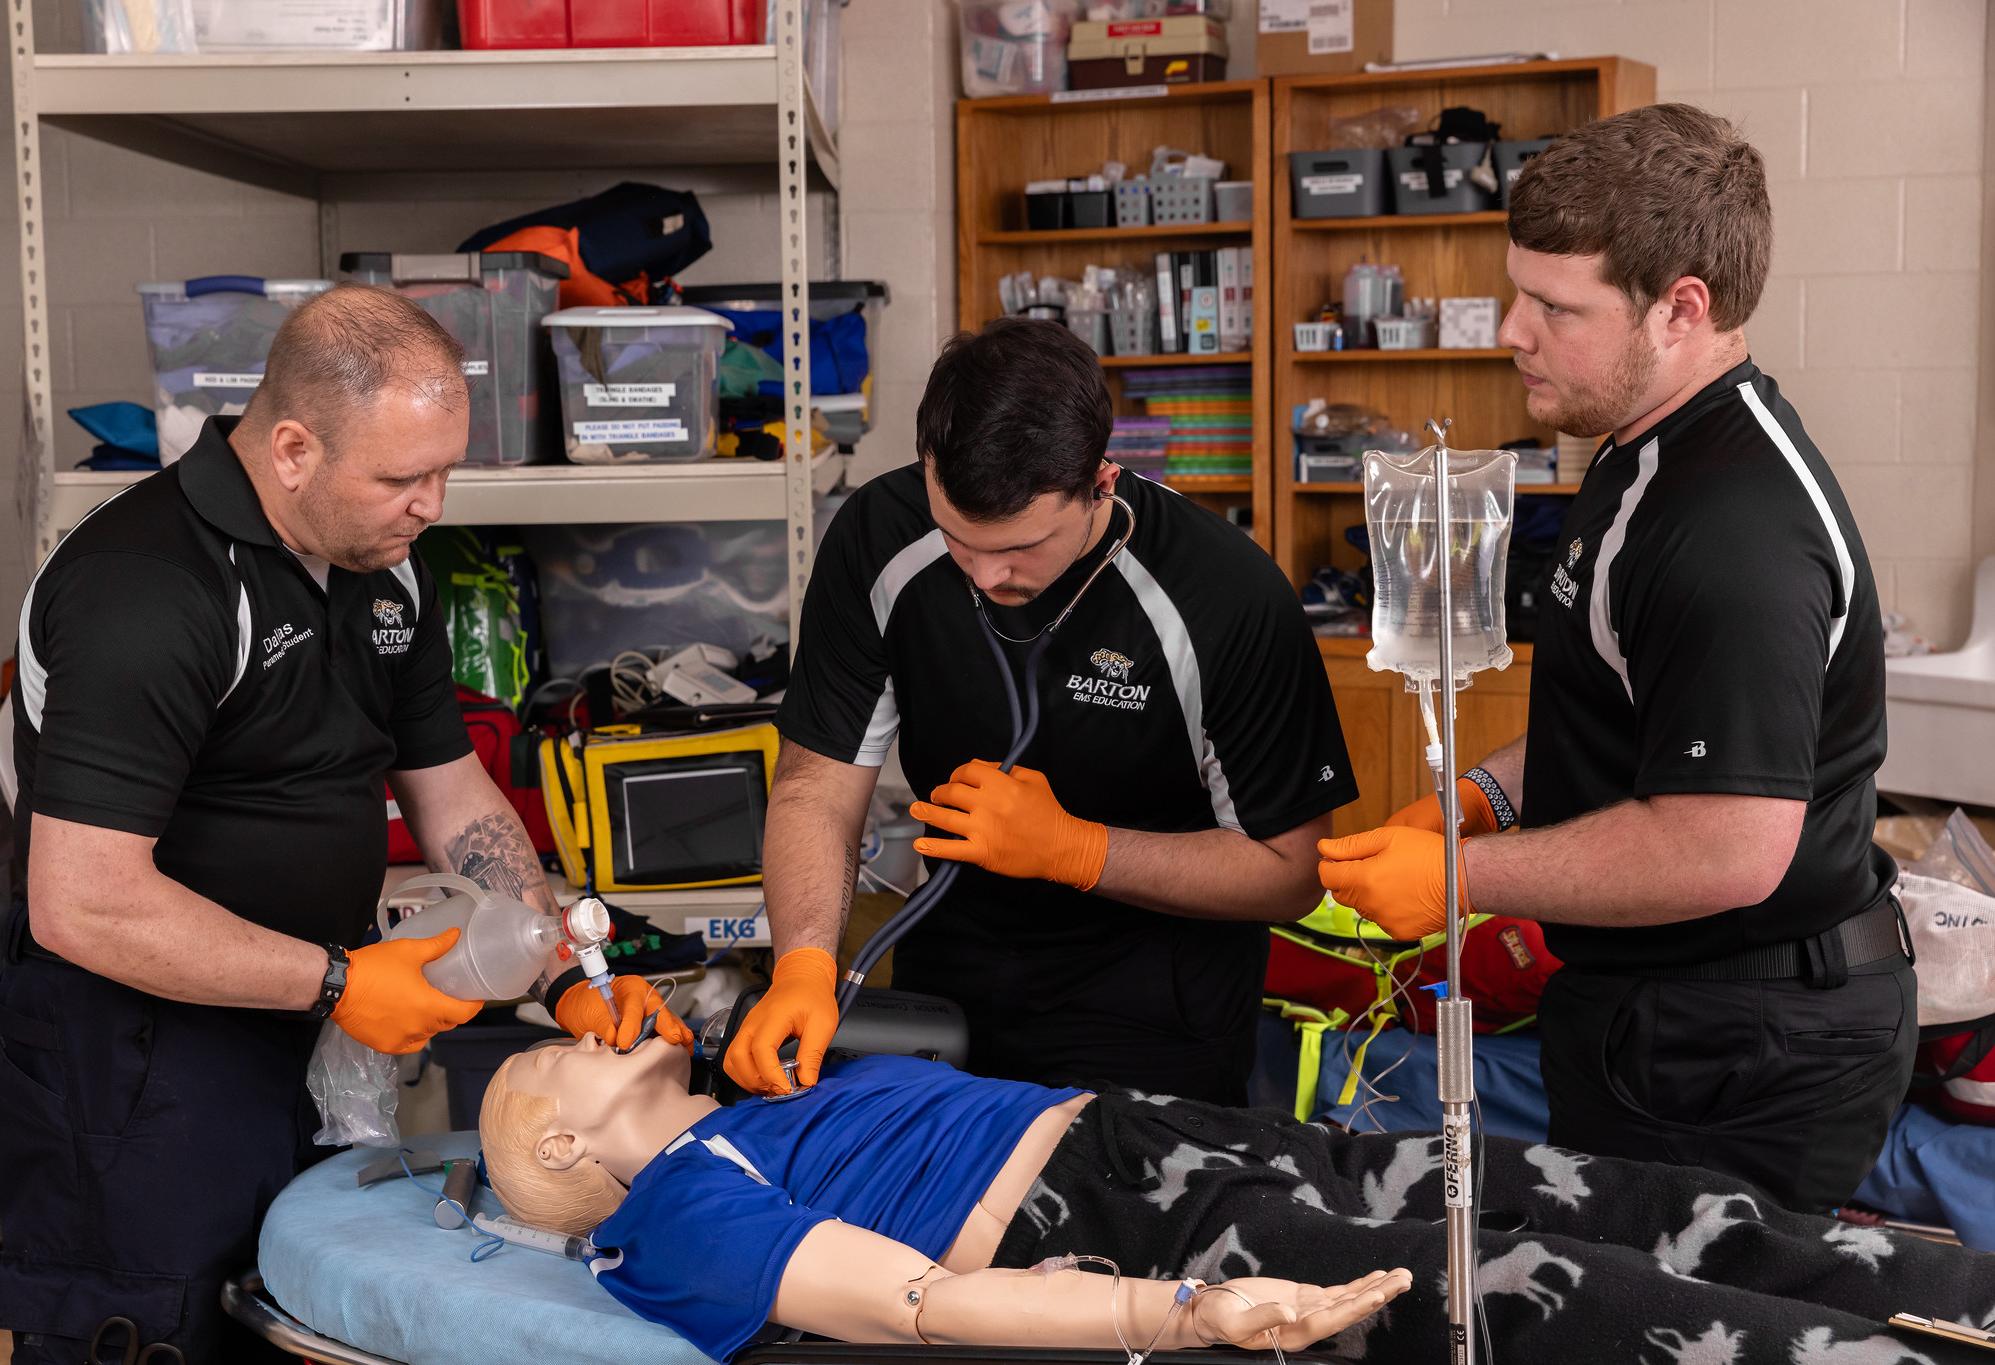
922, 460, 1115, 607
1497, 243, 1663, 439
286, 385, 468, 572
506, 1032, 692, 1137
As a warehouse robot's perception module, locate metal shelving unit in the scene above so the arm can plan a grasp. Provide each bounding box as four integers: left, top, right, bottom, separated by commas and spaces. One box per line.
13, 0, 831, 644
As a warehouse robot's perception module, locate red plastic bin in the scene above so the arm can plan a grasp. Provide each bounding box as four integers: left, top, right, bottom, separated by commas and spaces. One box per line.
459, 0, 765, 49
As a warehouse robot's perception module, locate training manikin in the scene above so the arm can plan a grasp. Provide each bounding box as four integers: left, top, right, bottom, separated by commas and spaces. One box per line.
481, 1038, 1995, 1364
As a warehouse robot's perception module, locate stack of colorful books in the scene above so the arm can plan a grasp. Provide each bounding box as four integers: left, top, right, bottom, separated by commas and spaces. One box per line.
1120, 364, 1252, 480
1108, 416, 1171, 484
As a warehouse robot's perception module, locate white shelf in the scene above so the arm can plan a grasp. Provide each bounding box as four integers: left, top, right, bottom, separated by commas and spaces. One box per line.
33, 47, 840, 187
48, 461, 793, 537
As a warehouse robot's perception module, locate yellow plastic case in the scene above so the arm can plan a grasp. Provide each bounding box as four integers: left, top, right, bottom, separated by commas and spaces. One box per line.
540, 723, 780, 892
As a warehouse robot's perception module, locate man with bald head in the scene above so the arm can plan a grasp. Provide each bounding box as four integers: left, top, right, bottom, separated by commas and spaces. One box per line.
0, 285, 667, 1361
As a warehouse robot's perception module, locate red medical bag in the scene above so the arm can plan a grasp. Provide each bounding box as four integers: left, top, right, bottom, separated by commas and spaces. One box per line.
386, 687, 555, 861
1921, 1019, 1995, 1125
458, 0, 764, 50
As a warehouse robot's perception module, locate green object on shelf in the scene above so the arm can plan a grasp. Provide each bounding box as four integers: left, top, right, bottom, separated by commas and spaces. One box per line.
417, 527, 534, 708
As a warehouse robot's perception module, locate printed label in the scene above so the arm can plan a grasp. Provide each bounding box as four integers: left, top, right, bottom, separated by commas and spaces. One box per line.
1307, 0, 1353, 54
1052, 84, 1169, 104
688, 913, 771, 947
573, 419, 689, 444
1442, 1112, 1472, 1209
193, 371, 263, 389
1259, 0, 1309, 33
584, 382, 678, 408
1400, 168, 1466, 191
1302, 173, 1364, 196
460, 360, 490, 377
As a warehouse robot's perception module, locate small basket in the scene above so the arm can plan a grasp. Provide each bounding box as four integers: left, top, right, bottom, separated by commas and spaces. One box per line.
1151, 176, 1215, 225
1110, 304, 1158, 356
1114, 179, 1153, 228
1293, 322, 1333, 352
1214, 180, 1253, 222
1373, 316, 1435, 351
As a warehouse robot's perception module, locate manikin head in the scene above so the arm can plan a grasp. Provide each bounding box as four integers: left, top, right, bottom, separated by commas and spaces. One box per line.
480, 1034, 708, 1236
916, 317, 1119, 607
231, 283, 470, 573
1498, 103, 1771, 442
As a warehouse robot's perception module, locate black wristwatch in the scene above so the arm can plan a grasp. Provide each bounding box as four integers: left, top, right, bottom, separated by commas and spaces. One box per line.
311, 944, 350, 1019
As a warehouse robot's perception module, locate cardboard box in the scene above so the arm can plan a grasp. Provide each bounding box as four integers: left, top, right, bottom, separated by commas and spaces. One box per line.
1255, 0, 1392, 78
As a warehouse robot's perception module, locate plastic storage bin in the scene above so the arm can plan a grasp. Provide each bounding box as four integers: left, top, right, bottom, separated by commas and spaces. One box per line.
544, 306, 728, 463
1114, 179, 1153, 227
1495, 138, 1556, 205
1374, 316, 1436, 350
138, 276, 332, 464
189, 0, 449, 50
1151, 176, 1215, 225
340, 251, 566, 467
678, 280, 888, 397
960, 0, 1079, 97
1387, 143, 1498, 214
1213, 180, 1252, 222
1067, 15, 1228, 89
459, 0, 762, 48
1289, 149, 1389, 219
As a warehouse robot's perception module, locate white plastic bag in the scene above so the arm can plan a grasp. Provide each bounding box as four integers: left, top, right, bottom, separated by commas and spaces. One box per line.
305, 1021, 403, 1147
1897, 873, 1995, 1030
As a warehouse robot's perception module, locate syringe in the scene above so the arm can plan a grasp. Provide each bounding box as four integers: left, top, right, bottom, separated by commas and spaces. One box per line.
472, 1212, 596, 1262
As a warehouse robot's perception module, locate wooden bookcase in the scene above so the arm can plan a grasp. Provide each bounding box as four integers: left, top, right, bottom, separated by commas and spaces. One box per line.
956, 81, 1273, 547
1270, 57, 1654, 832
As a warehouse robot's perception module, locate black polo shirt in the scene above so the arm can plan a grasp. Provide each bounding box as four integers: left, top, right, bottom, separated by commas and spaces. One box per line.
11, 417, 470, 949
779, 464, 1357, 1095
1523, 361, 1894, 969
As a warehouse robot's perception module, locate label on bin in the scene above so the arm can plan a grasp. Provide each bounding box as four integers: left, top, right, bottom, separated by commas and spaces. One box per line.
460, 360, 490, 377
1399, 168, 1466, 191
1302, 174, 1364, 196
584, 382, 678, 408
574, 419, 689, 444
193, 371, 263, 390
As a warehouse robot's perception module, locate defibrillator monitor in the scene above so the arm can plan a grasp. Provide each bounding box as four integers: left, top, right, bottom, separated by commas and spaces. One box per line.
540, 723, 781, 892
607, 751, 767, 886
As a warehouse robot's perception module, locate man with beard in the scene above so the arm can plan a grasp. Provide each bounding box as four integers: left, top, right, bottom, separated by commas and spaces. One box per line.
1317, 105, 1911, 1213
1, 285, 678, 1361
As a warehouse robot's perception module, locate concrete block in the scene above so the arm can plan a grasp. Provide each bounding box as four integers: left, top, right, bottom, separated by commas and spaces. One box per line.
1904, 175, 1982, 272
1714, 0, 1902, 88
1898, 368, 1979, 464
1770, 178, 1900, 275
1809, 79, 1982, 178
1906, 0, 1987, 80
1776, 367, 1900, 466
1805, 272, 1978, 369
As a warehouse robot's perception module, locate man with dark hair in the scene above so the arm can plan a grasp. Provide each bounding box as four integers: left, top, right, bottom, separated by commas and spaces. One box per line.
0, 284, 677, 1362
1319, 105, 1910, 1211
731, 317, 1357, 1106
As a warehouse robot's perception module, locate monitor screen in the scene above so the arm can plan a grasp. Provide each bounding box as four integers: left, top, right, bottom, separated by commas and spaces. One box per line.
604, 749, 767, 885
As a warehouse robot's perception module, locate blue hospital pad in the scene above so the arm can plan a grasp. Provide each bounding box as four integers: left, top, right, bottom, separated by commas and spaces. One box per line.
258, 1131, 717, 1365
1253, 1013, 1995, 1251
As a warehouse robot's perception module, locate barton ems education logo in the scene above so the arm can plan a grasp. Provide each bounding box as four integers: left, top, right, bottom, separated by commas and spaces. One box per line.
1069, 646, 1150, 711
1550, 537, 1582, 609
372, 597, 415, 656
372, 598, 405, 627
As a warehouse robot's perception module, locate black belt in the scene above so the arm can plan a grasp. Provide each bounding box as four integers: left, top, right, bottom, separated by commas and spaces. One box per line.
1622, 898, 1909, 988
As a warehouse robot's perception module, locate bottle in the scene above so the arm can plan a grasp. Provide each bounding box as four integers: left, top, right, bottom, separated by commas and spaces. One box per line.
378, 874, 612, 1002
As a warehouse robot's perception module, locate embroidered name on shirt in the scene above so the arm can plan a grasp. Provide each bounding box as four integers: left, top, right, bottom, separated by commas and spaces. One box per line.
1069, 646, 1150, 710
1550, 536, 1582, 609
372, 597, 414, 655
262, 622, 315, 670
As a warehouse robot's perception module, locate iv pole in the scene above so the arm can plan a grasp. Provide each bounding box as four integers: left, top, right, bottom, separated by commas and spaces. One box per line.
1427, 417, 1478, 1364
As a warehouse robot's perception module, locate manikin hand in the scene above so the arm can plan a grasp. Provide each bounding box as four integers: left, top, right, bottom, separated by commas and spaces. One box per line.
1191, 1270, 1414, 1350
910, 760, 1109, 891
1317, 826, 1472, 941
1385, 778, 1499, 838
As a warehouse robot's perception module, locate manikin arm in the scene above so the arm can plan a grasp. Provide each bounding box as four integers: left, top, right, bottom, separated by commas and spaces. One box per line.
771, 1222, 1409, 1351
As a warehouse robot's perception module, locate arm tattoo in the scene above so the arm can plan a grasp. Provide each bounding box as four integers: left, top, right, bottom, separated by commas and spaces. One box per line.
441, 812, 538, 904
840, 842, 858, 916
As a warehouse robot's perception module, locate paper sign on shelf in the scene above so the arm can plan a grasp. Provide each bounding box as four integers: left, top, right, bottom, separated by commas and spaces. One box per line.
573, 419, 689, 444
1308, 0, 1354, 54
584, 382, 678, 408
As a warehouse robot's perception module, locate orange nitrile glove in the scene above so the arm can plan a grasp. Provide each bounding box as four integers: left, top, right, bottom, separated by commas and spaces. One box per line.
1316, 827, 1474, 942
723, 947, 840, 1097
1384, 778, 1499, 838
909, 760, 1109, 891
555, 974, 692, 1052
331, 928, 484, 1055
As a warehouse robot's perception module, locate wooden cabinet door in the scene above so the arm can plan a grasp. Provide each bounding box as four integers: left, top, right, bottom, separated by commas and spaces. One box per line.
1323, 655, 1404, 836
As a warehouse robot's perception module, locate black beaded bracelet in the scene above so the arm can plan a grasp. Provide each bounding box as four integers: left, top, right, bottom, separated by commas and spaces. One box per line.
1464, 766, 1517, 831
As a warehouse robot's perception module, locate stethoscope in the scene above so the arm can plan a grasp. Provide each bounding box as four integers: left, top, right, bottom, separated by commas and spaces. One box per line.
832, 491, 1137, 1015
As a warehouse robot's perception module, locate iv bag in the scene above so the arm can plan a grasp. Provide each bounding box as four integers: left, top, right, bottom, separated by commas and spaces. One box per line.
1363, 444, 1517, 689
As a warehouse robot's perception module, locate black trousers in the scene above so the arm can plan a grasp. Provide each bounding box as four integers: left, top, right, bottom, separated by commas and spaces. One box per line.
0, 950, 330, 1363
1538, 961, 1919, 1211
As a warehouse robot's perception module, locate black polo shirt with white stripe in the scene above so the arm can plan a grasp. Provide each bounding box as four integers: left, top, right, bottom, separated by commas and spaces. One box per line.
1524, 360, 1894, 970
780, 463, 1357, 1093
10, 417, 470, 949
